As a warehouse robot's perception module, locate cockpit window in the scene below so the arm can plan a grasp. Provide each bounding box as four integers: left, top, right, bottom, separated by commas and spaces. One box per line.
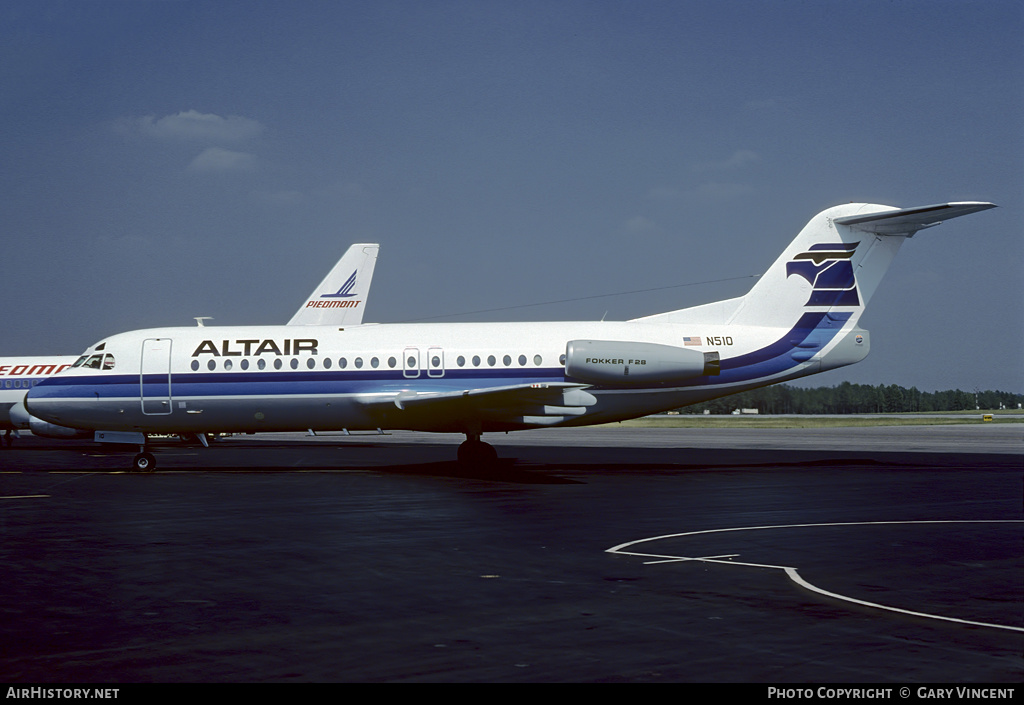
102, 355, 115, 371
72, 355, 90, 368
82, 355, 103, 369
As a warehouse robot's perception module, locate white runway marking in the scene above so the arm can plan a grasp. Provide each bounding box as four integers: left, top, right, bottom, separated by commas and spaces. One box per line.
606, 520, 1024, 633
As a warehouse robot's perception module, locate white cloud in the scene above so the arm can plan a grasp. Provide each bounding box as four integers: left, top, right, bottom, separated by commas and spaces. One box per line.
623, 215, 662, 237
319, 180, 372, 201
692, 150, 759, 172
744, 98, 783, 111
691, 181, 754, 201
259, 190, 305, 206
645, 185, 683, 202
645, 180, 753, 205
134, 110, 264, 142
188, 147, 258, 172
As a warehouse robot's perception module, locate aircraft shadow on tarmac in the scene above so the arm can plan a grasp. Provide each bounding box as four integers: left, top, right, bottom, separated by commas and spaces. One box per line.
197, 459, 587, 484
11, 435, 1017, 484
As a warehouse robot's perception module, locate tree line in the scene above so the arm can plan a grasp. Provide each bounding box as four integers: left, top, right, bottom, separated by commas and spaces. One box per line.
677, 382, 1024, 415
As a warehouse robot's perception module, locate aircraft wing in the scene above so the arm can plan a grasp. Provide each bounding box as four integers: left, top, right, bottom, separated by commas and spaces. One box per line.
357, 381, 596, 426
833, 202, 996, 236
288, 243, 379, 325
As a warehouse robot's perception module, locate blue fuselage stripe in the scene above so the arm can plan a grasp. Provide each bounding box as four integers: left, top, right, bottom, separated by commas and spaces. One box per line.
29, 312, 852, 401
29, 368, 568, 400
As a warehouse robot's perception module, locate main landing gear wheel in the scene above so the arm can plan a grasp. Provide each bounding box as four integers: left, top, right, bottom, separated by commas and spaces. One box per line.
457, 439, 498, 465
132, 452, 156, 472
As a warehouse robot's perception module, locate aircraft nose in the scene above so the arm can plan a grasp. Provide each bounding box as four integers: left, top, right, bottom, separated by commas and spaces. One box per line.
24, 382, 51, 416
24, 386, 41, 412
24, 383, 62, 425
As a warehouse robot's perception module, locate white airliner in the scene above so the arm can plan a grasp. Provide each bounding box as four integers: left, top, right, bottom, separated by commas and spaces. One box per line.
24, 202, 995, 470
2, 243, 379, 444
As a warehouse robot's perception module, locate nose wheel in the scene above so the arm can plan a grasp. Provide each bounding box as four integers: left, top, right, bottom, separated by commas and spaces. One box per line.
132, 452, 156, 472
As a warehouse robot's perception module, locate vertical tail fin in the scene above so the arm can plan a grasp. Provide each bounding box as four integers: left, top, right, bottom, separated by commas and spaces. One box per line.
725, 202, 996, 329
632, 201, 994, 379
287, 243, 380, 326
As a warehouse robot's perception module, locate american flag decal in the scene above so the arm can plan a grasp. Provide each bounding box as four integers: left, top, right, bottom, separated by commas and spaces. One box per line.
683, 336, 702, 346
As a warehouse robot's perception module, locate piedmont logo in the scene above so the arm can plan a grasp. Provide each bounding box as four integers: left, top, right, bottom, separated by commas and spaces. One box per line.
786, 242, 860, 307
322, 270, 358, 298
303, 269, 362, 309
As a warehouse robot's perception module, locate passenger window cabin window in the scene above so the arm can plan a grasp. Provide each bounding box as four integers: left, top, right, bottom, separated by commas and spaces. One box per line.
258, 359, 267, 370
224, 359, 233, 371
274, 359, 283, 370
487, 355, 496, 367
388, 357, 397, 368
472, 355, 481, 367
191, 360, 200, 371
290, 359, 299, 370
503, 355, 511, 366
534, 354, 543, 366
207, 360, 216, 371
241, 359, 250, 370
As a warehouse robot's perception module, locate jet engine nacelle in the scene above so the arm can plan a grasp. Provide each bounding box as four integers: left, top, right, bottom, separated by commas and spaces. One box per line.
565, 340, 719, 386
9, 400, 92, 439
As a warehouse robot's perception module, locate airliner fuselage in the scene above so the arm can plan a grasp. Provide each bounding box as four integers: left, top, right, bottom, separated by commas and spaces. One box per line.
24, 317, 863, 436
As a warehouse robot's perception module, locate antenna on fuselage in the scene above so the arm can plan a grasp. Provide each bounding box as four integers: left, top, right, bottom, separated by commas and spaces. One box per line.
194, 317, 214, 327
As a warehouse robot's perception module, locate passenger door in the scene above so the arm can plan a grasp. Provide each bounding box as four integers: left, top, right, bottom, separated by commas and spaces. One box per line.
140, 338, 173, 415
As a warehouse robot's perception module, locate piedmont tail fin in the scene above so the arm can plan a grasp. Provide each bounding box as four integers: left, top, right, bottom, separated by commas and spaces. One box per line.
287, 243, 380, 326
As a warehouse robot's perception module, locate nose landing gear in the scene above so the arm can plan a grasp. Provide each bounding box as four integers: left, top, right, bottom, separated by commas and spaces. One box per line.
132, 451, 156, 472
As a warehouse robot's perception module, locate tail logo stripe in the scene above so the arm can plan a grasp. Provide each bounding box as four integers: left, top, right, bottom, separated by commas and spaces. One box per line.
321, 270, 358, 298
786, 242, 860, 307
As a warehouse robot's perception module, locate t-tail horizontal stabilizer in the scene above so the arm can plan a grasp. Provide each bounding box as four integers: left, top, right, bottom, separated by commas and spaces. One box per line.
833, 202, 996, 236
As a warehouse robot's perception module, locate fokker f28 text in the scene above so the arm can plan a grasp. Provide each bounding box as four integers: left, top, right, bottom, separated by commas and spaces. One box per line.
25, 201, 995, 469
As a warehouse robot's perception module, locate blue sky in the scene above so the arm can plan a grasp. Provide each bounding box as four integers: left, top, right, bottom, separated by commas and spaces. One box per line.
2, 1, 1021, 392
